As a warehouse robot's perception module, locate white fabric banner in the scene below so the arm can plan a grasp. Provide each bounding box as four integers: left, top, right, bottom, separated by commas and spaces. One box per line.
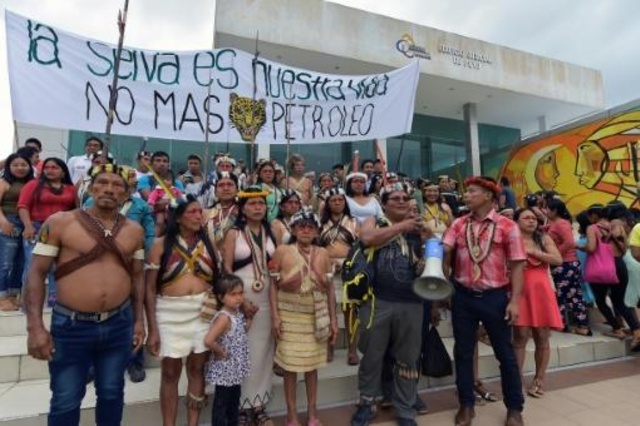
5, 11, 419, 145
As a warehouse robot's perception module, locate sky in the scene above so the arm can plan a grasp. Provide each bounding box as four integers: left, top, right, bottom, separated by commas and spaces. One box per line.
0, 0, 638, 158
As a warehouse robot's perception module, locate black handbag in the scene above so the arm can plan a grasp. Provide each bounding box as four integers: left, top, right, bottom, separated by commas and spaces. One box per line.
421, 326, 453, 378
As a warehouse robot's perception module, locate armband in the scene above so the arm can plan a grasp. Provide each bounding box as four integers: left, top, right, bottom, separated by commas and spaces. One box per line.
33, 242, 60, 257
133, 249, 145, 260
144, 262, 160, 271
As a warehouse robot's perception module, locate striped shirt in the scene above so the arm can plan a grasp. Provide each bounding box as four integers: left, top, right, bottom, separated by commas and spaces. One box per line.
443, 209, 526, 290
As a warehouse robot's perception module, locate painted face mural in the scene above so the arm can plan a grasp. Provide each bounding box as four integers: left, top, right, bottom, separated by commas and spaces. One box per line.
500, 110, 640, 214
575, 141, 607, 188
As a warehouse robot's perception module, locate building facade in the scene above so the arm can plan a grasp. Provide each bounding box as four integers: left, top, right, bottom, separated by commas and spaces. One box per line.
17, 0, 605, 180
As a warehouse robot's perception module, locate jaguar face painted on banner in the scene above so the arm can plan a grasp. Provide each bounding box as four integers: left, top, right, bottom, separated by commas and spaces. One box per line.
229, 93, 267, 142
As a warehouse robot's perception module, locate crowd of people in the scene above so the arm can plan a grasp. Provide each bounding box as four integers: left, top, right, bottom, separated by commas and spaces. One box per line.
2, 135, 640, 426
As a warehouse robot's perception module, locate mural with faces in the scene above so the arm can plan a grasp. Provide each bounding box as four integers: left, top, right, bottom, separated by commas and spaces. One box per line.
501, 110, 640, 215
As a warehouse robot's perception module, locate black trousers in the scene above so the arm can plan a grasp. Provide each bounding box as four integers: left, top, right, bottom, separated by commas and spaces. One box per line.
591, 257, 640, 331
211, 384, 241, 426
451, 286, 524, 411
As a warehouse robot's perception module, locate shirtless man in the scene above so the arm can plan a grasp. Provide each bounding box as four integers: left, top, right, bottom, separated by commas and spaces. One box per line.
282, 154, 313, 207
25, 164, 145, 426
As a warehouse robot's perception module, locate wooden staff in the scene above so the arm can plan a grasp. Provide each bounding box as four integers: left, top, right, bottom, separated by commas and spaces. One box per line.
202, 5, 219, 177
12, 120, 19, 151
250, 32, 260, 173
103, 0, 130, 159
353, 150, 360, 173
285, 118, 291, 190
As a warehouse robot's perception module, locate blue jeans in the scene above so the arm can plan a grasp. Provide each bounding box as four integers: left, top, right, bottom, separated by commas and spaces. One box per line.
22, 221, 56, 301
0, 214, 24, 297
451, 286, 524, 412
48, 304, 134, 426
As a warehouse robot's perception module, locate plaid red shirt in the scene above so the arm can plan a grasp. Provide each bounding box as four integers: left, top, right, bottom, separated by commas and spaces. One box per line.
442, 209, 526, 290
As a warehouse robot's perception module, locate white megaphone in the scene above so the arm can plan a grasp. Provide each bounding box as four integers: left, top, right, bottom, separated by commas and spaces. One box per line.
413, 238, 455, 301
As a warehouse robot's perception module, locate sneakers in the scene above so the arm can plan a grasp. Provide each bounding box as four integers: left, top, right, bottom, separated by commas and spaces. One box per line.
127, 362, 146, 383
414, 396, 428, 415
397, 419, 417, 426
351, 404, 376, 426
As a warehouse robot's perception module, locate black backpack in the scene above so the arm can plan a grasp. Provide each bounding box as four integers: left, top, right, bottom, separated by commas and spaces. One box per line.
341, 241, 376, 302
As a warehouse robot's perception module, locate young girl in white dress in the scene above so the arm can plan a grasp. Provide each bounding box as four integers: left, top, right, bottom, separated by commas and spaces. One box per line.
204, 275, 251, 426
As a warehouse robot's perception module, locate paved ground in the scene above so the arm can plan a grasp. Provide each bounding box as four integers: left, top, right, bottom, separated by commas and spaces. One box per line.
273, 357, 640, 425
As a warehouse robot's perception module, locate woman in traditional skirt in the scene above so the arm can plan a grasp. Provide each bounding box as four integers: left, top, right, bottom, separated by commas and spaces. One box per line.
318, 188, 360, 365
271, 210, 338, 426
222, 186, 277, 425
145, 194, 219, 426
512, 208, 564, 398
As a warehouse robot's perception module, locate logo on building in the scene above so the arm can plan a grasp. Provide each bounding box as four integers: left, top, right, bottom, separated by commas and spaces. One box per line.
396, 34, 431, 60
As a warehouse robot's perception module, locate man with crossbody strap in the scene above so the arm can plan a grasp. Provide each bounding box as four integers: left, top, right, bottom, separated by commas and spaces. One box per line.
24, 164, 146, 426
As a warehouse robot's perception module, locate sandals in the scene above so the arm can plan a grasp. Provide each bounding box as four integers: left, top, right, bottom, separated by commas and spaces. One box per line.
572, 326, 593, 337
0, 298, 18, 312
254, 408, 274, 426
603, 329, 627, 340
527, 378, 544, 398
238, 410, 251, 426
347, 352, 360, 366
473, 381, 499, 402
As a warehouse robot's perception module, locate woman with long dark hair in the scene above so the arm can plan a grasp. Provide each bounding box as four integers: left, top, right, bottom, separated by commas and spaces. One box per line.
585, 202, 640, 346
17, 157, 76, 306
546, 198, 591, 335
255, 160, 282, 222
271, 189, 302, 245
222, 186, 277, 426
512, 208, 563, 398
345, 172, 382, 223
318, 188, 360, 365
145, 194, 218, 426
0, 153, 34, 310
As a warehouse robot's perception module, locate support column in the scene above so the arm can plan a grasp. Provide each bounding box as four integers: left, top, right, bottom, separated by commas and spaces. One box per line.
257, 142, 270, 161
537, 115, 547, 133
463, 103, 481, 176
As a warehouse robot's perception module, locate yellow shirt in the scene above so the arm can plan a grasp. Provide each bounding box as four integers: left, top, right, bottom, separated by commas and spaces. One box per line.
629, 223, 640, 247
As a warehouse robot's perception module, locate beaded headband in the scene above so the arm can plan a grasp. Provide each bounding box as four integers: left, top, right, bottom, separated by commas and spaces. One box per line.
215, 155, 236, 167
290, 209, 320, 227
280, 189, 301, 204
89, 164, 128, 183
215, 171, 238, 185
345, 172, 367, 182
379, 182, 410, 197
237, 187, 270, 199
324, 187, 346, 199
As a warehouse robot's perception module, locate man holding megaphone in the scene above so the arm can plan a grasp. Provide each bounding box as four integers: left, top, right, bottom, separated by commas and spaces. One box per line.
442, 176, 526, 426
350, 183, 433, 426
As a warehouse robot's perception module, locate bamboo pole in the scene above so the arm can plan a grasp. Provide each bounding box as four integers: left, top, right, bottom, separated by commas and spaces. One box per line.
103, 0, 130, 159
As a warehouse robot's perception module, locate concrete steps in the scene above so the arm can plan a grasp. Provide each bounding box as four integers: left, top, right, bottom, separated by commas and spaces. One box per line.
0, 308, 631, 425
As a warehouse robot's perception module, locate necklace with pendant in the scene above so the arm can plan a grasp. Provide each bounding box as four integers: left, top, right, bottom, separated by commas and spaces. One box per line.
85, 211, 121, 238
465, 217, 497, 281
244, 226, 268, 293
